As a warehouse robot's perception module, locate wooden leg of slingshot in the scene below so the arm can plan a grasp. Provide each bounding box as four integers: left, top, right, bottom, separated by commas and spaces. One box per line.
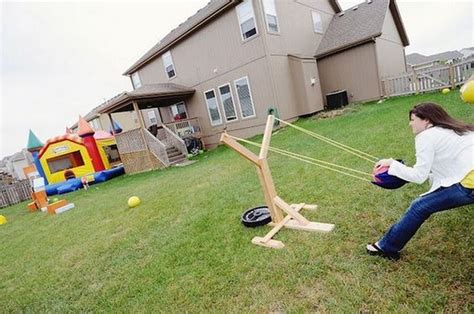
258, 160, 283, 222
274, 196, 335, 233
303, 204, 318, 210
274, 196, 310, 225
252, 203, 305, 249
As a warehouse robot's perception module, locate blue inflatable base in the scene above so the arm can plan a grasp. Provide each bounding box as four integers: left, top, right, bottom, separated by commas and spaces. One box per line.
45, 166, 125, 196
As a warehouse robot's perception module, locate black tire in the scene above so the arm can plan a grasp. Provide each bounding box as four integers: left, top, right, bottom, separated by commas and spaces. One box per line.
241, 206, 272, 228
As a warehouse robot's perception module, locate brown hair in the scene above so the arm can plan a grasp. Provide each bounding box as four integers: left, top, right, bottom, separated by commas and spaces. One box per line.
409, 102, 474, 135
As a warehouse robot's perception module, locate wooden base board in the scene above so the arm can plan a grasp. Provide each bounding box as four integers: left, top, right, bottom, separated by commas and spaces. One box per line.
252, 236, 285, 249
284, 220, 335, 233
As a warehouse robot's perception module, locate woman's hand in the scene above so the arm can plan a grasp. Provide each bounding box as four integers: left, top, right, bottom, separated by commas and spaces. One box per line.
375, 158, 394, 168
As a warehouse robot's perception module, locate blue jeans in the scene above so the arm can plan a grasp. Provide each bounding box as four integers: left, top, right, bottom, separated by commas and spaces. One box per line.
379, 183, 474, 254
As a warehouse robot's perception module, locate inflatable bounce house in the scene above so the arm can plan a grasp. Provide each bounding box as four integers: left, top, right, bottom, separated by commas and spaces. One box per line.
26, 116, 124, 195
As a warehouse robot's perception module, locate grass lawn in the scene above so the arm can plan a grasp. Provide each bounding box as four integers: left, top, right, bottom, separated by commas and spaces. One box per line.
1, 91, 473, 312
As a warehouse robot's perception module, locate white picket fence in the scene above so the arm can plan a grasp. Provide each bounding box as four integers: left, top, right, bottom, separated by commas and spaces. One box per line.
382, 58, 474, 97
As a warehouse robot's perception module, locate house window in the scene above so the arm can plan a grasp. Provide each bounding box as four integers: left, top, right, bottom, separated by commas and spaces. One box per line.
312, 11, 323, 33
234, 77, 256, 119
170, 102, 188, 121
204, 89, 222, 126
262, 0, 279, 33
162, 51, 176, 79
218, 84, 238, 122
236, 0, 257, 40
147, 110, 157, 125
90, 118, 101, 130
131, 72, 142, 89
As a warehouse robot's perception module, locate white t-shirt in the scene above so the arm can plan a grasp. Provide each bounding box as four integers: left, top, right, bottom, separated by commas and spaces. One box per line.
388, 127, 474, 195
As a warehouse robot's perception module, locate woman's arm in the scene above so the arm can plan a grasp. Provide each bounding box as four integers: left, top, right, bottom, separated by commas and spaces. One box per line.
387, 133, 435, 184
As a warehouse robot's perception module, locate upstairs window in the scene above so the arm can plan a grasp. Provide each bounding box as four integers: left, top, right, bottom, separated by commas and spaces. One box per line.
218, 83, 238, 122
234, 77, 256, 119
204, 89, 222, 126
312, 11, 323, 34
262, 0, 279, 33
131, 72, 142, 89
236, 0, 257, 40
163, 51, 176, 79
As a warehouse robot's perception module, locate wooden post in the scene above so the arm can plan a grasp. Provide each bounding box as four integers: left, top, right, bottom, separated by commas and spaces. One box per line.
449, 64, 456, 89
107, 113, 115, 135
220, 115, 334, 249
133, 101, 152, 168
412, 70, 419, 93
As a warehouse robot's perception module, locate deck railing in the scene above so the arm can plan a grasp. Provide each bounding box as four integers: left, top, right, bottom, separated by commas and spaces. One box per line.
164, 117, 202, 139
382, 57, 474, 97
144, 130, 169, 166
161, 125, 188, 157
115, 127, 169, 172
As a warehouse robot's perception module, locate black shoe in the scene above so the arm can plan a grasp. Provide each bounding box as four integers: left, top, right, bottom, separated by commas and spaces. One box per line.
366, 243, 400, 261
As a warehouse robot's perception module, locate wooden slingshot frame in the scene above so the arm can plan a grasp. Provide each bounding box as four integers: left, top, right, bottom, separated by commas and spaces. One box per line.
220, 115, 335, 249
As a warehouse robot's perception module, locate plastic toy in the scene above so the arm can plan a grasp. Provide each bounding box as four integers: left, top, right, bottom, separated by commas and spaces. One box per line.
128, 196, 141, 208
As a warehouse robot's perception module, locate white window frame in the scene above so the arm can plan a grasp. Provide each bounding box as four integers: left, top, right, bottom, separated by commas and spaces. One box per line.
311, 11, 323, 34
203, 89, 223, 127
262, 0, 279, 34
162, 50, 176, 79
234, 76, 256, 120
131, 72, 142, 89
90, 118, 101, 130
217, 83, 239, 123
236, 0, 258, 41
170, 101, 188, 121
147, 110, 157, 125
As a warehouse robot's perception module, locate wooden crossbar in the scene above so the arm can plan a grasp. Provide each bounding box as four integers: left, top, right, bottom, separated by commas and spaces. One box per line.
220, 115, 335, 249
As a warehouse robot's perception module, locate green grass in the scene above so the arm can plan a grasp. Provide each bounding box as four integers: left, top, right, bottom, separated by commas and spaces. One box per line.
1, 90, 473, 311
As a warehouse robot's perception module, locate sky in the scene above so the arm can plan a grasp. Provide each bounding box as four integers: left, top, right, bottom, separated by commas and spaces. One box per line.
1, 0, 473, 158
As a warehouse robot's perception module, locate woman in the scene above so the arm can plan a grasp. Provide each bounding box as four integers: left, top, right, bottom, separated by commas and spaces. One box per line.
367, 102, 474, 260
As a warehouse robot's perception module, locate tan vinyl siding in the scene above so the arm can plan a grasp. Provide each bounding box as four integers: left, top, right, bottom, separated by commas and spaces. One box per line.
99, 109, 161, 133
263, 0, 335, 56
318, 43, 381, 103
138, 4, 266, 89
182, 57, 274, 147
375, 9, 406, 78
271, 56, 323, 120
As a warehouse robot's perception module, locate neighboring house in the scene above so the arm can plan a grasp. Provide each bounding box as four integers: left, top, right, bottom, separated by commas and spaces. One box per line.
460, 47, 474, 59
3, 149, 33, 180
97, 0, 408, 173
316, 0, 409, 103
406, 50, 464, 71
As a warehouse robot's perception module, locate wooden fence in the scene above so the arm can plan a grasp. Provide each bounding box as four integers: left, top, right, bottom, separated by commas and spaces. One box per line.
382, 58, 474, 97
0, 180, 31, 208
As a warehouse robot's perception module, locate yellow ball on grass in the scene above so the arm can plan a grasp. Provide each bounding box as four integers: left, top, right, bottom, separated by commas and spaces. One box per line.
128, 196, 141, 208
460, 81, 474, 104
441, 88, 450, 94
0, 215, 7, 225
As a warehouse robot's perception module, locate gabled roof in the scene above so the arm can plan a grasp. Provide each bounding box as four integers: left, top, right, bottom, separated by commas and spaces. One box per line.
123, 0, 239, 75
315, 0, 408, 59
70, 92, 127, 129
124, 0, 343, 75
98, 83, 195, 114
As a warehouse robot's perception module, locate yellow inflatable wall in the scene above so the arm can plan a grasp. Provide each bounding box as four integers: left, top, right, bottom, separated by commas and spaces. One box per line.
40, 139, 95, 184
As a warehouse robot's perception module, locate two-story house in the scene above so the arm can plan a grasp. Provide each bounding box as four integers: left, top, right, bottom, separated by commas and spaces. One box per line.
98, 0, 408, 174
